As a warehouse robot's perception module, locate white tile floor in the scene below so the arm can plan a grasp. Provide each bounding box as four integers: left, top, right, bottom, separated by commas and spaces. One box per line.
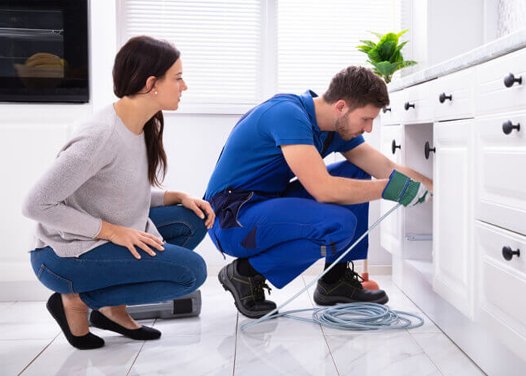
0, 275, 485, 376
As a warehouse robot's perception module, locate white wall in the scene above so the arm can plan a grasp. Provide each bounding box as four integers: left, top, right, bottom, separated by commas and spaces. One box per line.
402, 0, 485, 74
0, 0, 390, 301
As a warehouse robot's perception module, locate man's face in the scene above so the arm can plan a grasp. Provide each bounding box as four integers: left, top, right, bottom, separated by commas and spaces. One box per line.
335, 104, 381, 141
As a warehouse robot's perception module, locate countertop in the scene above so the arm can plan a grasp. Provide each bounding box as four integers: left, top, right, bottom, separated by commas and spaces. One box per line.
388, 29, 526, 92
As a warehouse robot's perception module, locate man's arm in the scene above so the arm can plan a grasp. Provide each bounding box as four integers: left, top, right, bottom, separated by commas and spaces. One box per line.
281, 144, 388, 205
342, 142, 433, 193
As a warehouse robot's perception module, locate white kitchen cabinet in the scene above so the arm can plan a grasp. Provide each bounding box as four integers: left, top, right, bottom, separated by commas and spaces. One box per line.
379, 124, 404, 285
380, 124, 403, 258
476, 221, 526, 361
476, 47, 526, 116
475, 114, 526, 236
401, 81, 435, 124
473, 47, 526, 364
432, 120, 474, 318
380, 90, 404, 125
433, 69, 475, 121
380, 42, 526, 372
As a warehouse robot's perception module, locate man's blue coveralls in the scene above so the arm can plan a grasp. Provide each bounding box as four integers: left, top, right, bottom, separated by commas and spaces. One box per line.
205, 90, 371, 288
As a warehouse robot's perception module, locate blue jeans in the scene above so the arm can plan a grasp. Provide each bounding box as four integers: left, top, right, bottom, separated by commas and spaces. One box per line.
208, 161, 370, 288
30, 205, 207, 309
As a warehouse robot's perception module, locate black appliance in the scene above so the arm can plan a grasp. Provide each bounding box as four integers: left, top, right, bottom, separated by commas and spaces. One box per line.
0, 0, 89, 103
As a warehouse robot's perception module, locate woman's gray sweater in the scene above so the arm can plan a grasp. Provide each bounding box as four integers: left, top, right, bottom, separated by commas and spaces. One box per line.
22, 105, 165, 257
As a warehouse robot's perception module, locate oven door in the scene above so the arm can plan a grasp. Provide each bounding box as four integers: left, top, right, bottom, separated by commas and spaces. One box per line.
0, 0, 89, 103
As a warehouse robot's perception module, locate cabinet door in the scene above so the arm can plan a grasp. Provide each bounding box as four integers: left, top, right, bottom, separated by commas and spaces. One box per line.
402, 80, 435, 124
476, 47, 526, 116
476, 221, 526, 361
381, 90, 404, 125
434, 68, 475, 121
476, 112, 526, 236
380, 125, 403, 255
433, 120, 474, 318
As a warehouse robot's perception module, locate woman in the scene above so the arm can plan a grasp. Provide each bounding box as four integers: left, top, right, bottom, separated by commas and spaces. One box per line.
22, 36, 214, 350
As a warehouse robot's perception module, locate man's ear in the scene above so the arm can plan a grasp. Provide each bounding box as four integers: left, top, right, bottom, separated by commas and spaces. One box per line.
335, 99, 347, 114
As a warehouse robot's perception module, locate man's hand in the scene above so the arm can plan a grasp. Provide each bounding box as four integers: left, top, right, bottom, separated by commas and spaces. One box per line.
97, 221, 165, 259
382, 170, 430, 207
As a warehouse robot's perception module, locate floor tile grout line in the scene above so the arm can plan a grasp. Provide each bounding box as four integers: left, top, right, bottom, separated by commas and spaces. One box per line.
125, 318, 156, 376
304, 276, 342, 375
125, 340, 147, 376
406, 328, 445, 375
321, 330, 342, 376
232, 313, 239, 376
17, 333, 60, 375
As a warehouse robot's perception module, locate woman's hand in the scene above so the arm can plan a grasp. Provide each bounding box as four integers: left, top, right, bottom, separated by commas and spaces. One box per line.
97, 221, 165, 259
181, 196, 216, 229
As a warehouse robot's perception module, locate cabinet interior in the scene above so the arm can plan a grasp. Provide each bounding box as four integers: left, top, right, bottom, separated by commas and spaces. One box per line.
403, 123, 433, 268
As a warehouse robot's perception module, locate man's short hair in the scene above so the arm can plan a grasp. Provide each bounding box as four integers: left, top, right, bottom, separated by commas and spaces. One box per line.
322, 66, 390, 110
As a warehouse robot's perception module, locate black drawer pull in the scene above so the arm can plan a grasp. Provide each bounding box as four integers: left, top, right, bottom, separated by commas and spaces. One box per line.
404, 102, 415, 111
502, 246, 520, 261
424, 141, 436, 159
439, 93, 453, 103
502, 120, 520, 135
382, 107, 392, 113
504, 73, 522, 88
391, 140, 401, 155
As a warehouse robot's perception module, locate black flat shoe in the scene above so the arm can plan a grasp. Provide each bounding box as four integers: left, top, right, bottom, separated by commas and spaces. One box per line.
89, 310, 161, 340
46, 293, 105, 350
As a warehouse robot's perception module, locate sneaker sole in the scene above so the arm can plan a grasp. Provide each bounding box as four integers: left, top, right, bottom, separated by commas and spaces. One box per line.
313, 290, 389, 306
218, 268, 276, 319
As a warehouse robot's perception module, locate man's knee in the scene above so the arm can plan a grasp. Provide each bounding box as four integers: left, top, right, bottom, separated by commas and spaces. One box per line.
327, 161, 371, 180
318, 206, 358, 244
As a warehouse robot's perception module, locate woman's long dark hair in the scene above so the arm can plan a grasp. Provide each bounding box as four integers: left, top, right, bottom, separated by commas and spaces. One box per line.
113, 36, 180, 187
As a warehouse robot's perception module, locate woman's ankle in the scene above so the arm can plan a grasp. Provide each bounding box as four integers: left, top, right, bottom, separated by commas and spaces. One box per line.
98, 305, 140, 330
60, 294, 90, 336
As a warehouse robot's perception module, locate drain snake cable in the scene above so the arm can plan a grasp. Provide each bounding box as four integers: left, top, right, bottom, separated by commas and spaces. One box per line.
241, 203, 424, 332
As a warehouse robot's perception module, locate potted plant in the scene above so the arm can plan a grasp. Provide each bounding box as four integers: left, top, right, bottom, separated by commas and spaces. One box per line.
357, 29, 417, 83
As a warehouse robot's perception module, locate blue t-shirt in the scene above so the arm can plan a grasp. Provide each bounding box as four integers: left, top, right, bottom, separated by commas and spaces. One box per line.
204, 90, 364, 200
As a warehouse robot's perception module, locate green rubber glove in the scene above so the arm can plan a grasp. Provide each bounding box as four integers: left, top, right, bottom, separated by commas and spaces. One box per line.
382, 170, 429, 207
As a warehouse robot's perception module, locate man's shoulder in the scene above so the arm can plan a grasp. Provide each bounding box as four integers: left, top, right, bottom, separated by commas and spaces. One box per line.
256, 94, 309, 123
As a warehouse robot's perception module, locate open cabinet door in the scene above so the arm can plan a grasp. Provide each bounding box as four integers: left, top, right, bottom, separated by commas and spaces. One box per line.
433, 120, 475, 319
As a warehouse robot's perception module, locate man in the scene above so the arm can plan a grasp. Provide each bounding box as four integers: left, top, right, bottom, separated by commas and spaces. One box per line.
205, 66, 432, 319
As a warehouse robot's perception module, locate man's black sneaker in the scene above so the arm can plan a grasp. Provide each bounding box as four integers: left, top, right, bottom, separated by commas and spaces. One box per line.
314, 263, 389, 305
218, 259, 277, 319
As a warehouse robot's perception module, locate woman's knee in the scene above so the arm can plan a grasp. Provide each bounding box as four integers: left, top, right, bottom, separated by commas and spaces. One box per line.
162, 244, 207, 288
188, 251, 207, 289
191, 218, 207, 244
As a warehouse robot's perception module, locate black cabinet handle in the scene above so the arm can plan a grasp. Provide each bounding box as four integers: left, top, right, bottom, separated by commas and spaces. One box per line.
502, 246, 520, 261
391, 140, 401, 155
439, 93, 453, 103
504, 73, 522, 88
404, 102, 415, 111
502, 120, 521, 135
382, 107, 392, 113
424, 141, 436, 159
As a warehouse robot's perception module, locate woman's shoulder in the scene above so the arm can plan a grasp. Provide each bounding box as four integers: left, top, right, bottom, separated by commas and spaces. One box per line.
62, 105, 119, 156
72, 106, 119, 141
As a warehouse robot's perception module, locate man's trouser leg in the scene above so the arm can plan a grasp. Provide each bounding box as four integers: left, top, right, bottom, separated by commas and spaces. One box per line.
209, 161, 371, 288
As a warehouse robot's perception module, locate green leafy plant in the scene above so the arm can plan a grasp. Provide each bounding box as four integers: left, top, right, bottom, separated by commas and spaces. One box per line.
357, 29, 417, 83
